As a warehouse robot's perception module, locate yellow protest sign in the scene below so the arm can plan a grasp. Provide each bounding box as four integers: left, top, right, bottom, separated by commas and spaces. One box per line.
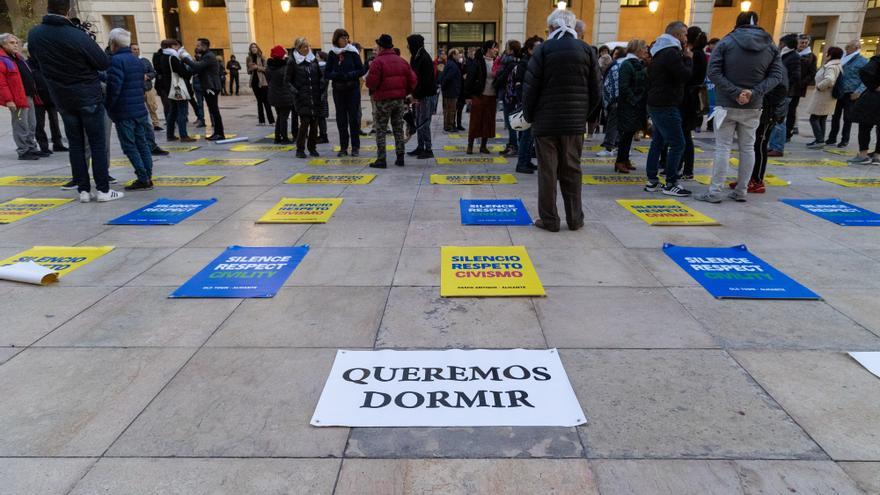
824, 148, 857, 157
820, 177, 880, 187
0, 176, 71, 187
257, 198, 343, 223
334, 145, 395, 152
443, 144, 506, 152
448, 133, 502, 139
0, 246, 114, 278
436, 157, 509, 165
582, 174, 657, 185
0, 198, 72, 224
163, 145, 201, 152
440, 246, 545, 297
693, 174, 789, 186
285, 173, 376, 185
768, 158, 847, 167
109, 157, 131, 168
616, 199, 719, 226
126, 176, 224, 187
430, 174, 518, 185
230, 144, 295, 152
186, 157, 267, 166
634, 146, 650, 153
308, 157, 375, 166
580, 157, 616, 165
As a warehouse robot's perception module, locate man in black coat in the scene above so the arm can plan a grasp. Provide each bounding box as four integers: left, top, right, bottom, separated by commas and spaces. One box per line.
27, 55, 67, 153
407, 34, 435, 159
183, 38, 225, 140
522, 10, 601, 232
767, 33, 801, 157
789, 34, 817, 138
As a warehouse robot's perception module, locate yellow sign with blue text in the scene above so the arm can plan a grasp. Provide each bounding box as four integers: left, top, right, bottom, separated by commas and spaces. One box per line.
0, 176, 71, 187
285, 174, 376, 185
820, 177, 880, 187
257, 198, 343, 223
0, 198, 72, 224
440, 246, 545, 297
0, 246, 114, 277
616, 199, 719, 226
125, 176, 224, 187
186, 157, 266, 166
430, 174, 517, 185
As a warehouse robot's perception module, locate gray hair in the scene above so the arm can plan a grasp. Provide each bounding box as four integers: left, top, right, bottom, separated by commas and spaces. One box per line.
109, 28, 131, 48
0, 33, 17, 46
797, 34, 811, 42
547, 9, 576, 29
847, 39, 861, 50
665, 22, 687, 35
574, 19, 586, 35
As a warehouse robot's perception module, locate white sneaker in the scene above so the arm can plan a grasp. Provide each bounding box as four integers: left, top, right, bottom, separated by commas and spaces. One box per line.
79, 191, 93, 203
96, 189, 124, 202
597, 149, 615, 157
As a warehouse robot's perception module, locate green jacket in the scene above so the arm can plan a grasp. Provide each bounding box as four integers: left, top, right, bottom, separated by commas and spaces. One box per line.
617, 58, 647, 133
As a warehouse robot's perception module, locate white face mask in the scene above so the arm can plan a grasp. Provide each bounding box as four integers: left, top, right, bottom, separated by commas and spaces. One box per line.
457, 57, 464, 63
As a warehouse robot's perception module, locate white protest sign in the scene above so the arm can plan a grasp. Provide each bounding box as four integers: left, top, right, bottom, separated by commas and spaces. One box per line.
311, 349, 586, 427
849, 352, 880, 379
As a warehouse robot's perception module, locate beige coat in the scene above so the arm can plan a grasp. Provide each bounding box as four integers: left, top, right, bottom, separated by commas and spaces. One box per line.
806, 59, 842, 116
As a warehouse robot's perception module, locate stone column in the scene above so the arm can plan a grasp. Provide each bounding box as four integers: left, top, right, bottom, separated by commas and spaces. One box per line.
320, 0, 346, 49
412, 0, 435, 55
773, 1, 867, 47
503, 0, 528, 44
593, 0, 620, 44
685, 0, 713, 35
226, 0, 254, 60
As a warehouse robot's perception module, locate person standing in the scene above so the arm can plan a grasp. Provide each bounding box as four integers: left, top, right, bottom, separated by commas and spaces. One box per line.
287, 37, 322, 159
326, 29, 364, 157
643, 22, 694, 197
513, 36, 542, 174
247, 43, 274, 126
465, 40, 499, 155
227, 55, 241, 95
614, 39, 648, 174
365, 34, 416, 168
496, 40, 521, 157
27, 0, 123, 202
189, 62, 206, 128
522, 11, 601, 232
438, 48, 462, 132
407, 34, 436, 159
0, 34, 43, 160
105, 28, 153, 190
826, 41, 867, 148
27, 53, 67, 153
804, 47, 844, 149
766, 34, 801, 157
789, 34, 817, 139
219, 63, 227, 96
266, 44, 295, 144
132, 42, 162, 131
182, 38, 225, 140
845, 52, 880, 164
678, 27, 708, 180
743, 74, 788, 192
315, 50, 330, 144
155, 40, 195, 143
695, 11, 784, 204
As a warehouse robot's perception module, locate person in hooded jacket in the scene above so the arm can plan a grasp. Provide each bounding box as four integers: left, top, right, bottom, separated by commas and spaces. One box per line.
155, 39, 195, 143
407, 34, 436, 159
365, 34, 417, 168
789, 35, 817, 138
845, 53, 880, 165
614, 39, 649, 174
326, 29, 364, 157
0, 34, 43, 160
737, 69, 788, 193
696, 11, 785, 204
287, 37, 323, 159
266, 44, 296, 144
766, 33, 801, 157
438, 48, 462, 132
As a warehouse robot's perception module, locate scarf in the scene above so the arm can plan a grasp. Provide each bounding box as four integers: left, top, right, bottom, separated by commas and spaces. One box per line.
780, 47, 794, 57
621, 53, 638, 63
329, 44, 359, 55
798, 46, 812, 57
650, 34, 682, 57
162, 48, 180, 58
841, 49, 861, 67
548, 25, 577, 41
293, 50, 315, 64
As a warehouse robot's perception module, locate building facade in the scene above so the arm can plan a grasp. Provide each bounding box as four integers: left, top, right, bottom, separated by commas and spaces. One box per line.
75, 0, 874, 77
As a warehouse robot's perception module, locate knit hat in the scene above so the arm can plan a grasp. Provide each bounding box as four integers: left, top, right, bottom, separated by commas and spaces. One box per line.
270, 45, 286, 59
376, 34, 393, 50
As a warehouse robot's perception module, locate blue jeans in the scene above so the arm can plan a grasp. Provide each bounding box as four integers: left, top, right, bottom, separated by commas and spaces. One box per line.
193, 89, 205, 122
333, 87, 361, 152
517, 128, 533, 167
116, 116, 154, 183
59, 104, 110, 193
166, 99, 190, 139
646, 106, 684, 186
768, 122, 786, 152
414, 98, 433, 150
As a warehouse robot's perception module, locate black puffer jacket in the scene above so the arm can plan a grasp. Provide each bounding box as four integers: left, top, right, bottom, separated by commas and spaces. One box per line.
266, 57, 294, 107
464, 54, 489, 98
646, 40, 692, 107
521, 34, 602, 137
781, 50, 802, 98
407, 34, 435, 99
287, 56, 323, 117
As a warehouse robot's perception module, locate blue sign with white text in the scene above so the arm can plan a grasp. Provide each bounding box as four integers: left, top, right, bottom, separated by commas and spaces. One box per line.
780, 198, 880, 226
170, 245, 309, 298
663, 244, 820, 300
460, 199, 532, 226
108, 198, 217, 225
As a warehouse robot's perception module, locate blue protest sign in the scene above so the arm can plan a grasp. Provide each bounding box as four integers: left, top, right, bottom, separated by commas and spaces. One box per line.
460, 199, 532, 226
108, 198, 217, 225
170, 245, 309, 298
663, 244, 820, 300
780, 198, 880, 226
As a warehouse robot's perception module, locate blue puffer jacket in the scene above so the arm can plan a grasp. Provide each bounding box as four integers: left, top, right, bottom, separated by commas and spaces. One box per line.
105, 47, 147, 122
839, 54, 868, 95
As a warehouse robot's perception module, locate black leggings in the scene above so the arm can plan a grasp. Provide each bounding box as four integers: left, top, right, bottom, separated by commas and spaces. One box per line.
616, 130, 635, 164
751, 115, 774, 183
253, 85, 275, 124
857, 123, 880, 153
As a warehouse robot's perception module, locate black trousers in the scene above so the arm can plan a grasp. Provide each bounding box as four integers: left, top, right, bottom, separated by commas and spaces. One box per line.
204, 90, 224, 135
857, 123, 880, 153
297, 115, 318, 152
536, 134, 585, 229
786, 94, 800, 138
35, 104, 63, 151
616, 130, 635, 165
751, 114, 774, 183
253, 85, 275, 124
229, 72, 239, 95
827, 95, 852, 144
273, 106, 299, 142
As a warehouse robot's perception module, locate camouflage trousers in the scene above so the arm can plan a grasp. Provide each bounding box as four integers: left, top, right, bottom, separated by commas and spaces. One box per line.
374, 98, 406, 159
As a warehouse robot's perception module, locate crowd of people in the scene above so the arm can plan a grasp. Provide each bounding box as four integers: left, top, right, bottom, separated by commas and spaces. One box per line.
3, 0, 880, 232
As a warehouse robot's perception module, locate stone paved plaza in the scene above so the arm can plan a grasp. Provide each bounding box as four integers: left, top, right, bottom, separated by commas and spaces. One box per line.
0, 96, 879, 494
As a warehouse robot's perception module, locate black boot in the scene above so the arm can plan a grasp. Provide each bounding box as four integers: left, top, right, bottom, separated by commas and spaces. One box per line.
369, 157, 387, 168
407, 146, 423, 156
395, 154, 405, 167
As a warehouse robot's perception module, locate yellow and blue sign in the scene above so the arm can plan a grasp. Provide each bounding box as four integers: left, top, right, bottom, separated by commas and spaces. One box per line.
171, 245, 308, 298
107, 198, 217, 225
460, 199, 532, 226
257, 198, 343, 223
0, 246, 114, 278
440, 246, 545, 297
663, 244, 819, 300
0, 198, 72, 224
617, 199, 719, 226
780, 198, 880, 226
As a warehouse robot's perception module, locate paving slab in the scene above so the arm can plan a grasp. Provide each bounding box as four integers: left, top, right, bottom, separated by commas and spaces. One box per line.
757, 248, 880, 290
838, 462, 880, 494
0, 347, 20, 365
0, 458, 96, 495
208, 286, 386, 347
334, 459, 598, 495
83, 221, 218, 248
283, 246, 398, 286
68, 458, 340, 495
376, 287, 545, 348
404, 220, 513, 247
820, 288, 880, 337
124, 247, 222, 286
0, 219, 112, 248
603, 221, 726, 249
561, 349, 823, 459
507, 222, 624, 249
184, 219, 310, 248
0, 348, 191, 456
108, 348, 348, 457
529, 247, 661, 287
59, 247, 176, 287
393, 247, 440, 286
733, 350, 880, 461
0, 285, 113, 346
297, 219, 409, 247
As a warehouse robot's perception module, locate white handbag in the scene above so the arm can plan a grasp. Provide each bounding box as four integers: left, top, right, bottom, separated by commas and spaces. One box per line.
168, 58, 190, 101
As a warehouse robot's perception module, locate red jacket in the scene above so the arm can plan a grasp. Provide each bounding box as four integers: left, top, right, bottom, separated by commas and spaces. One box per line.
366, 50, 417, 101
0, 54, 29, 108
